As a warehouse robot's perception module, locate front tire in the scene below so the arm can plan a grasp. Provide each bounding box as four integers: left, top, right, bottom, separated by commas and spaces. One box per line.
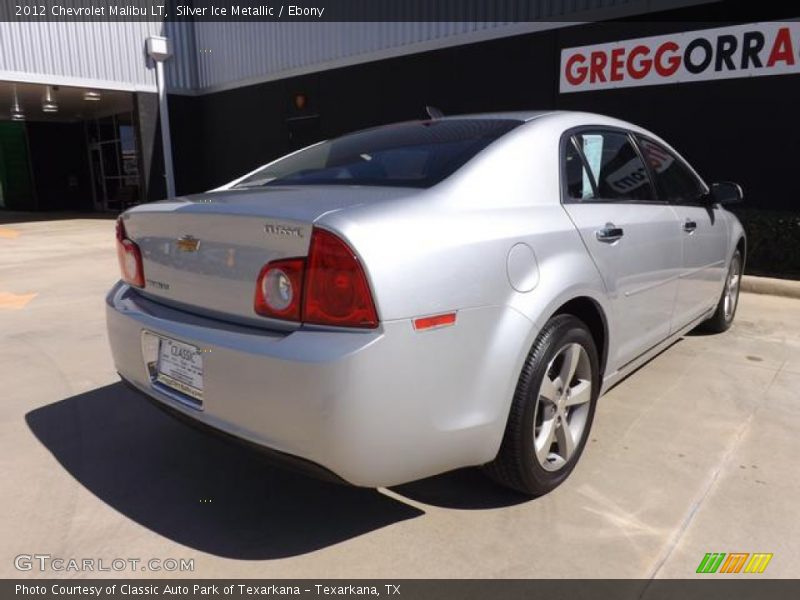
699, 249, 742, 334
485, 315, 600, 496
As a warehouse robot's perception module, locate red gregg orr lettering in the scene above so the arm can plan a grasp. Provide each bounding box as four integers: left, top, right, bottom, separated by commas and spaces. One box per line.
564, 26, 797, 86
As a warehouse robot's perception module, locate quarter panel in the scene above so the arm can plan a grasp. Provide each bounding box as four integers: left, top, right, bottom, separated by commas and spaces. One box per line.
321, 203, 592, 323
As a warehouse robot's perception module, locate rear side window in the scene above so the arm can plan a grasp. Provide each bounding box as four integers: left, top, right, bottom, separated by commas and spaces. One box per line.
564, 139, 596, 201
564, 130, 656, 202
233, 119, 522, 189
636, 137, 707, 204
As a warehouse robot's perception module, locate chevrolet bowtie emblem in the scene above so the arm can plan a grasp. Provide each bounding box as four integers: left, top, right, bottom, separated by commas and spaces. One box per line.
176, 235, 200, 252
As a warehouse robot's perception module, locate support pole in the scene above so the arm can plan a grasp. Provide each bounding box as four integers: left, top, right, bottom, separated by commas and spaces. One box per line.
147, 36, 176, 199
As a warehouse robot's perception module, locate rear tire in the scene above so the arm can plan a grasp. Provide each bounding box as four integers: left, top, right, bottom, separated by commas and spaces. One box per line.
485, 315, 600, 496
698, 249, 742, 334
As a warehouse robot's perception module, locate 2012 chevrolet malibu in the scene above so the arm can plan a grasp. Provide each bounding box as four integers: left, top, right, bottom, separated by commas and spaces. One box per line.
107, 111, 745, 495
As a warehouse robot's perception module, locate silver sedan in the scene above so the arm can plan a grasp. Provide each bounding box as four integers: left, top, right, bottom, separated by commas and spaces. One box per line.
107, 111, 745, 495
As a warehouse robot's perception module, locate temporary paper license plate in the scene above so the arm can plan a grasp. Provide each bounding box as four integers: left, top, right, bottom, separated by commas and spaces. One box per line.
156, 337, 204, 402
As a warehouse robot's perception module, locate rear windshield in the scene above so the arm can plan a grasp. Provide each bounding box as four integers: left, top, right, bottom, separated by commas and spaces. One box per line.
232, 119, 521, 189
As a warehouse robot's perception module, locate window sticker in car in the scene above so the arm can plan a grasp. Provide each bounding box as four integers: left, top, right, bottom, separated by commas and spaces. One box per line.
606, 158, 652, 194
638, 138, 675, 174
581, 135, 603, 199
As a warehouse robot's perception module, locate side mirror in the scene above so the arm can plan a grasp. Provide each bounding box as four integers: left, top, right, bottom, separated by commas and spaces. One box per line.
709, 182, 743, 206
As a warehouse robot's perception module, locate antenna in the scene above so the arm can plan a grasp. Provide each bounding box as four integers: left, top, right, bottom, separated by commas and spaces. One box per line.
425, 106, 444, 120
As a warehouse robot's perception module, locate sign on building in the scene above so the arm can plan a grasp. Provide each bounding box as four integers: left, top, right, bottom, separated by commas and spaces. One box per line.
560, 22, 800, 93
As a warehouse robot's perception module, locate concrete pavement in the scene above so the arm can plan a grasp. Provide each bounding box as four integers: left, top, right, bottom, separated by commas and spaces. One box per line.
1, 216, 798, 578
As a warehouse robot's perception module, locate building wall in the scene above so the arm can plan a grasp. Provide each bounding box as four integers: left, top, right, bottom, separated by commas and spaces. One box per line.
0, 1, 716, 95
169, 29, 558, 190
0, 1, 787, 212
167, 1, 716, 93
181, 21, 566, 93
0, 21, 165, 91
169, 17, 800, 213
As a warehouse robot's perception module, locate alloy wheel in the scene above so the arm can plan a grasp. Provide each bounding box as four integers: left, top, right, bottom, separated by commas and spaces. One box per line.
533, 343, 593, 472
723, 256, 741, 321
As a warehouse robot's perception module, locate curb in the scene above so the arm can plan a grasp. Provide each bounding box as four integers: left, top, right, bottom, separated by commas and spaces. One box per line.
741, 275, 800, 300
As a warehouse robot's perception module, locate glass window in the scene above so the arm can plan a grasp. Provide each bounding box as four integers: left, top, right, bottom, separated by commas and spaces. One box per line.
232, 119, 522, 189
637, 137, 706, 204
564, 138, 596, 201
571, 131, 655, 202
119, 125, 136, 154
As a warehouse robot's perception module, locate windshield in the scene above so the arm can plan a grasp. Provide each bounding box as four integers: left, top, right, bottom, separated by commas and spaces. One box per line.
232, 119, 522, 189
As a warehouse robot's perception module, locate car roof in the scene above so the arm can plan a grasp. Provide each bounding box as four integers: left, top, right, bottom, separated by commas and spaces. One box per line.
440, 110, 649, 128
439, 111, 556, 122
444, 110, 705, 189
444, 110, 668, 143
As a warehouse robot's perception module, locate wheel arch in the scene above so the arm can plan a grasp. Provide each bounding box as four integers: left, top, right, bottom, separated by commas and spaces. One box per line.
551, 296, 610, 378
735, 235, 746, 270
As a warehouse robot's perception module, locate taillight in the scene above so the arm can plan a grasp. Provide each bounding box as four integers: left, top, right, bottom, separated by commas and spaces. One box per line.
116, 218, 145, 288
303, 228, 378, 328
254, 258, 304, 320
252, 227, 379, 329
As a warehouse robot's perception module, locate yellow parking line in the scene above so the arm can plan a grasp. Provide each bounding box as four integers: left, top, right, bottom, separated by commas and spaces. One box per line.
0, 228, 21, 239
0, 292, 37, 309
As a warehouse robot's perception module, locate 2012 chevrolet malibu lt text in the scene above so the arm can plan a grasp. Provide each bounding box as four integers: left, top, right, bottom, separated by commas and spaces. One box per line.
106, 111, 745, 495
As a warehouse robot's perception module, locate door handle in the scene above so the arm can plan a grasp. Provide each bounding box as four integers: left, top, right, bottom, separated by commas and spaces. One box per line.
683, 219, 698, 233
596, 224, 624, 243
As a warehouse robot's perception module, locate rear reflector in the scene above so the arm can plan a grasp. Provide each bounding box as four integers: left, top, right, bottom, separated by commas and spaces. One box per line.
413, 312, 457, 331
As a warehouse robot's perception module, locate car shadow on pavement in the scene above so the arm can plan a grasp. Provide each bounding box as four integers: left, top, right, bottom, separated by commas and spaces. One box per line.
25, 382, 423, 560
684, 327, 721, 337
391, 469, 530, 509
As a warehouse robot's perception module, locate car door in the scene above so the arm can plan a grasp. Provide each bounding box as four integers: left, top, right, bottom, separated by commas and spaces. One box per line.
636, 136, 729, 331
561, 129, 683, 371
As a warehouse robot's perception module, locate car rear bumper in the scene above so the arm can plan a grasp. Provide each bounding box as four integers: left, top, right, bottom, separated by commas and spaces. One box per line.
120, 375, 349, 485
106, 282, 533, 487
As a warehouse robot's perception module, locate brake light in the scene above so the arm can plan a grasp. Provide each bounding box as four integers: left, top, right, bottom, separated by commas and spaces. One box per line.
116, 218, 145, 288
304, 228, 378, 328
254, 258, 304, 320
252, 228, 379, 328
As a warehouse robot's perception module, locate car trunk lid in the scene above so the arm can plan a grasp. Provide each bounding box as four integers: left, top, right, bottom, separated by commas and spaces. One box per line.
121, 186, 411, 328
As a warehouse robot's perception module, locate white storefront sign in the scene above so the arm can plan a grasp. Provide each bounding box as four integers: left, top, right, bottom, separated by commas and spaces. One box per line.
560, 21, 800, 93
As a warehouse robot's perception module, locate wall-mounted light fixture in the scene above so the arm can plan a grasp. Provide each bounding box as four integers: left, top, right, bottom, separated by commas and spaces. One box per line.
10, 84, 25, 121
83, 91, 101, 101
42, 86, 58, 113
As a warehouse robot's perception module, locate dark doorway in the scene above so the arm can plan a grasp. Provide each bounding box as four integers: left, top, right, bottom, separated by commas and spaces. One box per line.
26, 121, 92, 211
0, 121, 35, 210
0, 81, 141, 213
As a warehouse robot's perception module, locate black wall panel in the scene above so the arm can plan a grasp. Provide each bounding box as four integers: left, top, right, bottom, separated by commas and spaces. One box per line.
135, 91, 166, 202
